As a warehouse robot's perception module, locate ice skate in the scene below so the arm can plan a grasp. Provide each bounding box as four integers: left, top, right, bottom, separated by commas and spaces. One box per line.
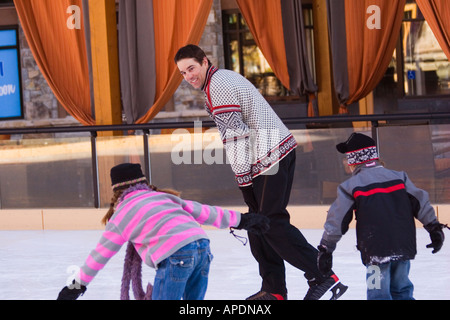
246, 290, 287, 300
304, 274, 348, 300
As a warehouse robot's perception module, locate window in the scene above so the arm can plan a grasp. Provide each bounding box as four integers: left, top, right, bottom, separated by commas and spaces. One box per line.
0, 26, 23, 120
222, 10, 290, 98
373, 1, 449, 114
0, 0, 14, 8
401, 1, 450, 97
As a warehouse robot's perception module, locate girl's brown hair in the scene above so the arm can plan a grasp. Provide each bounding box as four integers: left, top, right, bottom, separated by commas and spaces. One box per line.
101, 183, 181, 225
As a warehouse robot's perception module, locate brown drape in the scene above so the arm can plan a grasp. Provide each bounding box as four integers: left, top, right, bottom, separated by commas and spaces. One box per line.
14, 0, 95, 125
135, 0, 213, 124
344, 0, 405, 112
416, 0, 450, 61
328, 0, 405, 113
235, 0, 290, 90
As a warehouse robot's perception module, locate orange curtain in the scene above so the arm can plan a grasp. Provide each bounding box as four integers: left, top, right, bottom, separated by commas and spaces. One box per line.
342, 0, 405, 113
14, 0, 95, 125
416, 0, 450, 61
136, 0, 213, 124
235, 0, 290, 91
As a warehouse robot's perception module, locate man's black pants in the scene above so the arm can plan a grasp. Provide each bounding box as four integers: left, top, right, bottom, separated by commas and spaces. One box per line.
249, 151, 325, 295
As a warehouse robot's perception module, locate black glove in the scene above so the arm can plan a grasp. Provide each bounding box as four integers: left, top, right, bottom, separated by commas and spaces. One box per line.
424, 222, 448, 254
57, 281, 87, 300
239, 186, 259, 213
235, 213, 270, 235
317, 245, 333, 275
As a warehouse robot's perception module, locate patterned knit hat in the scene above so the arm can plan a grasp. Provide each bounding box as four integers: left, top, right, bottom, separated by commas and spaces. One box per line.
336, 133, 379, 165
110, 163, 147, 191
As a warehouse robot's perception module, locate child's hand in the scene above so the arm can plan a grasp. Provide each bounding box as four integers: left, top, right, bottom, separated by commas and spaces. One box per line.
424, 222, 448, 254
235, 213, 270, 235
57, 281, 86, 300
317, 245, 333, 275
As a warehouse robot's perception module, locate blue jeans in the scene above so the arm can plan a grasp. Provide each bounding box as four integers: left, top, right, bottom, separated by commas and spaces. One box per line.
152, 239, 213, 300
366, 260, 414, 300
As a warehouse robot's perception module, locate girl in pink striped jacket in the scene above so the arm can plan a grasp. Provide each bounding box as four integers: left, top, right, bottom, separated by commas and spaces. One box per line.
57, 163, 269, 300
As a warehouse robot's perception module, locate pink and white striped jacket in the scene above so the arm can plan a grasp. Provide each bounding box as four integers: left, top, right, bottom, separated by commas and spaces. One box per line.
77, 189, 241, 286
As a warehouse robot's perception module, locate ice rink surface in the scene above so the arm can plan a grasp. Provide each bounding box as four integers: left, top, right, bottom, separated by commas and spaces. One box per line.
0, 228, 448, 300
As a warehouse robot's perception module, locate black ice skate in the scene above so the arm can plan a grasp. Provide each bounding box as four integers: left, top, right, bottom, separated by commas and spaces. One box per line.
304, 274, 348, 300
246, 291, 287, 300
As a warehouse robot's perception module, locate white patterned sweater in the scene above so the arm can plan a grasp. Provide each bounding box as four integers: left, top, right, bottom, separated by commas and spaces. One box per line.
202, 66, 297, 187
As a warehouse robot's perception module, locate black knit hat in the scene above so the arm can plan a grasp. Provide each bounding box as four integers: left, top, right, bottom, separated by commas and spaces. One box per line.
110, 163, 147, 191
336, 133, 379, 165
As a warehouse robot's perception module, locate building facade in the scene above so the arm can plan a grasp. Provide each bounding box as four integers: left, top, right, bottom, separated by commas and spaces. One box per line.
0, 0, 449, 214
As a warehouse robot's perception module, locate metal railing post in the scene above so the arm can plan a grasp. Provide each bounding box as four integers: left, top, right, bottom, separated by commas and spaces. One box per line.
371, 120, 379, 144
90, 131, 100, 208
371, 120, 380, 158
143, 129, 152, 184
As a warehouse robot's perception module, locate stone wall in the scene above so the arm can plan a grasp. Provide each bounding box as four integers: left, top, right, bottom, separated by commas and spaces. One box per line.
0, 13, 78, 135
19, 27, 70, 123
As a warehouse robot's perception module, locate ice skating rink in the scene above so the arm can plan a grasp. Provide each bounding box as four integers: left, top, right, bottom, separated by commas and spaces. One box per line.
0, 228, 448, 300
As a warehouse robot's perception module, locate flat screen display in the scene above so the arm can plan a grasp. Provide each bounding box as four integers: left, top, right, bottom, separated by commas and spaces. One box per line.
0, 28, 23, 120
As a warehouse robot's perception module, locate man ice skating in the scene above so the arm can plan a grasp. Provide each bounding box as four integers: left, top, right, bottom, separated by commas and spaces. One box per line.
174, 44, 347, 300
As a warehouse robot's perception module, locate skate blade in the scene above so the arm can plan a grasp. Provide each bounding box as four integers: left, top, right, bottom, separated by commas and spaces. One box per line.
321, 282, 348, 300
330, 282, 348, 300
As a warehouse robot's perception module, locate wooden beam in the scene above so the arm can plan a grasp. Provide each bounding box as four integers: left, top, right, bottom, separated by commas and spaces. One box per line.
88, 0, 122, 135
312, 0, 339, 116
355, 92, 374, 127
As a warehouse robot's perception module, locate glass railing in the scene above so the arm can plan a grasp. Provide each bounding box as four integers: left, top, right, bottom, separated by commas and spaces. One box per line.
0, 112, 449, 208
0, 136, 94, 208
